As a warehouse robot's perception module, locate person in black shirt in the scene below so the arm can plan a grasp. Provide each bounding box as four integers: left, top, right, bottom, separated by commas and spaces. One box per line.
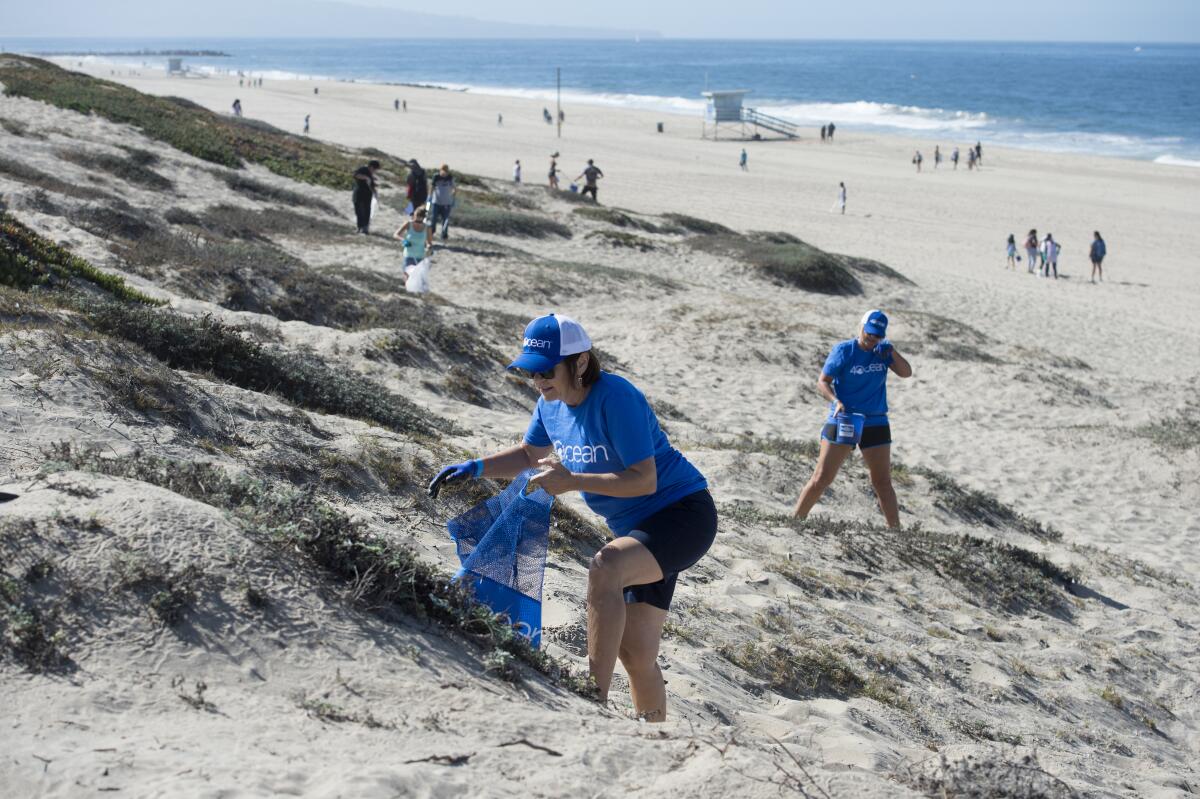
406, 159, 429, 211
352, 160, 380, 234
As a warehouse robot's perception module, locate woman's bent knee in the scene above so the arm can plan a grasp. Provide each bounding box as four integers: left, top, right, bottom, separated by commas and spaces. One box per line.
588, 546, 625, 590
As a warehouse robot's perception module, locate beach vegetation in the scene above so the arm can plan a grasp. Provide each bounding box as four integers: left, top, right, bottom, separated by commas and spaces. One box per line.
191, 203, 349, 242
0, 116, 36, 137
695, 233, 863, 295
1135, 405, 1200, 451
447, 200, 572, 239
0, 56, 406, 191
56, 146, 174, 191
585, 229, 657, 251
572, 205, 672, 233
70, 200, 158, 242
216, 170, 340, 215
1, 212, 160, 303
0, 155, 111, 201
915, 466, 1061, 540
896, 751, 1076, 799
661, 213, 733, 235
720, 639, 866, 700
0, 553, 71, 673
46, 445, 597, 697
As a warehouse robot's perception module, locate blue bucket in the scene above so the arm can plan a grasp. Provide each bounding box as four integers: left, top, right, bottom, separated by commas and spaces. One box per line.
834, 412, 866, 445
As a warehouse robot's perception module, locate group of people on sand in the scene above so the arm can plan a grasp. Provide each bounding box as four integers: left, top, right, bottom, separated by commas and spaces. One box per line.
351, 158, 458, 278
427, 308, 911, 722
514, 155, 605, 201
913, 142, 983, 172
1007, 229, 1107, 282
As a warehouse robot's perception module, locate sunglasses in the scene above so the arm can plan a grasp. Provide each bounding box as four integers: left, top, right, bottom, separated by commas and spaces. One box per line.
513, 367, 556, 380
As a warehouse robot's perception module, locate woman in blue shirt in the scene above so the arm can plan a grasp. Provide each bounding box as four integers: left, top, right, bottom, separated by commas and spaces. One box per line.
792, 309, 912, 528
430, 314, 716, 722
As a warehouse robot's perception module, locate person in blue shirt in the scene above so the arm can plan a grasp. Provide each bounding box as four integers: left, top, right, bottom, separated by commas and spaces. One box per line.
792, 310, 913, 528
429, 314, 716, 722
1089, 231, 1107, 284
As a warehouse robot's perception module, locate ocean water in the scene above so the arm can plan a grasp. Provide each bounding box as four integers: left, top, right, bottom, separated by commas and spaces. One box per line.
8, 38, 1200, 163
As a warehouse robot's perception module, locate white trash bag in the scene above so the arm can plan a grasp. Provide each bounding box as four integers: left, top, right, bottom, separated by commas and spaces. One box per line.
405, 258, 432, 294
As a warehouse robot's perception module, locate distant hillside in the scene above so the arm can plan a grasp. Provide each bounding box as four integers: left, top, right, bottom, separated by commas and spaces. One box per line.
1, 0, 662, 39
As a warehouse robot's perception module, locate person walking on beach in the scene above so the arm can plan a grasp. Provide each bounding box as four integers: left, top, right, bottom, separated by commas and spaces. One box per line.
934, 146, 942, 169
352, 159, 380, 235
951, 146, 960, 169
739, 148, 748, 171
1006, 234, 1018, 269
975, 141, 983, 164
1041, 233, 1059, 279
394, 207, 433, 272
792, 310, 913, 528
833, 182, 847, 215
543, 107, 552, 124
1089, 231, 1107, 283
967, 148, 976, 170
820, 125, 827, 142
1024, 229, 1039, 273
548, 156, 559, 189
913, 150, 923, 172
303, 114, 310, 136
827, 122, 836, 141
403, 99, 407, 112
406, 159, 428, 214
231, 98, 242, 117
513, 159, 522, 183
394, 98, 399, 111
577, 159, 604, 203
428, 313, 717, 723
430, 164, 456, 241
498, 113, 503, 126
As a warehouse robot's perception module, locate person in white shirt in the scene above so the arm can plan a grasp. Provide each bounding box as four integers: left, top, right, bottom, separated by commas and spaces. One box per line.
513, 159, 521, 183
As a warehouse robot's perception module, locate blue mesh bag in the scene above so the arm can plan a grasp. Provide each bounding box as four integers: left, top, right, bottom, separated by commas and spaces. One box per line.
446, 469, 553, 647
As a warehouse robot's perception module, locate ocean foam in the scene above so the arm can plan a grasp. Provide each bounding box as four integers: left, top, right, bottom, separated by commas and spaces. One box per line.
1154, 154, 1200, 168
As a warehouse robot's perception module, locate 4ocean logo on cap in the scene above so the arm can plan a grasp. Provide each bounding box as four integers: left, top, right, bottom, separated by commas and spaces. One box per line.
524, 337, 553, 349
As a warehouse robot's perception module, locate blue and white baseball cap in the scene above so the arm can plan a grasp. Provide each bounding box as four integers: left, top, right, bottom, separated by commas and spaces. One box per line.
861, 309, 888, 337
507, 313, 592, 373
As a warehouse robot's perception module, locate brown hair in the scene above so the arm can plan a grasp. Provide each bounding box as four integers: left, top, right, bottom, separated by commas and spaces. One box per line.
563, 350, 601, 387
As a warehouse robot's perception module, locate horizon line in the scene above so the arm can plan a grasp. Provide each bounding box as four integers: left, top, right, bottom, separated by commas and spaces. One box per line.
3, 35, 1199, 45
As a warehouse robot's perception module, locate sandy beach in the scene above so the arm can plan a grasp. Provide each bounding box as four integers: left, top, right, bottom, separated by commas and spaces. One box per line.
1, 55, 1198, 796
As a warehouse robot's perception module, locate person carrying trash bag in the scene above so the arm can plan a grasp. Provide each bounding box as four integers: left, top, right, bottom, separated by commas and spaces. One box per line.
428, 313, 716, 723
792, 310, 913, 528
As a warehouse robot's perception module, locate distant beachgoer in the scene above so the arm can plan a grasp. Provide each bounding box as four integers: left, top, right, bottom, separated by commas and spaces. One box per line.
428, 313, 716, 723
394, 99, 400, 111
406, 159, 429, 211
513, 159, 522, 183
827, 122, 836, 141
1025, 229, 1039, 273
543, 107, 552, 124
951, 147, 960, 169
792, 310, 913, 529
967, 149, 976, 170
576, 159, 604, 202
1041, 233, 1059, 279
232, 99, 242, 117
834, 182, 847, 215
352, 159, 380, 235
395, 207, 433, 272
913, 150, 923, 172
313, 86, 318, 95
403, 100, 407, 112
559, 109, 565, 123
1090, 231, 1106, 283
975, 141, 983, 164
548, 157, 559, 189
430, 164, 456, 240
1006, 234, 1017, 269
739, 148, 748, 171
934, 146, 942, 169
303, 114, 310, 135
498, 113, 503, 126
820, 125, 827, 142
239, 78, 243, 87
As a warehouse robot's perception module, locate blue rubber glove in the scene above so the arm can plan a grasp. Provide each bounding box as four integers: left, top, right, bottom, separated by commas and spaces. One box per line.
873, 340, 894, 364
428, 459, 482, 498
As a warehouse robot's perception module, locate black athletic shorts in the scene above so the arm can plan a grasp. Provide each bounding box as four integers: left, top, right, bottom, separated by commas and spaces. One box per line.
621, 489, 718, 611
821, 423, 892, 450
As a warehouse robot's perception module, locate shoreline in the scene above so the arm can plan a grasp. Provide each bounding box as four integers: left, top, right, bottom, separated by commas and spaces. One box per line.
33, 54, 1200, 166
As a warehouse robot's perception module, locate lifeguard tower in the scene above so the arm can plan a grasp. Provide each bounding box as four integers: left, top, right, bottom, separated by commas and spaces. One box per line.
702, 89, 798, 141
167, 58, 184, 76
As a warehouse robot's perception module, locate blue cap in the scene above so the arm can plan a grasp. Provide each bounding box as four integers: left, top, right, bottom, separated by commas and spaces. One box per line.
507, 314, 592, 373
861, 309, 888, 337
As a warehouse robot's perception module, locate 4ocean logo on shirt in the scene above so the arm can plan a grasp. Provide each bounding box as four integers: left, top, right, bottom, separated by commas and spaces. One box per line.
849, 363, 887, 376
553, 440, 611, 465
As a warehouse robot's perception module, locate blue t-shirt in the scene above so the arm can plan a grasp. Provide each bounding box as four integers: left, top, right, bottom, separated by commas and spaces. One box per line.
822, 339, 892, 426
523, 372, 708, 535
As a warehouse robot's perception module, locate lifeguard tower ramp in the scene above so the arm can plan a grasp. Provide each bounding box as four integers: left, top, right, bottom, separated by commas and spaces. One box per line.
702, 90, 798, 141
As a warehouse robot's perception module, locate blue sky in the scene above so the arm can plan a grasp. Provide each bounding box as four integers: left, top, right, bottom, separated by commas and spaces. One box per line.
3, 0, 1198, 40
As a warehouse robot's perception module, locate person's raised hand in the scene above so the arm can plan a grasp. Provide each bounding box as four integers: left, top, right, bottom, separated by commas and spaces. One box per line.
427, 459, 481, 498
529, 458, 576, 497
874, 339, 894, 363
